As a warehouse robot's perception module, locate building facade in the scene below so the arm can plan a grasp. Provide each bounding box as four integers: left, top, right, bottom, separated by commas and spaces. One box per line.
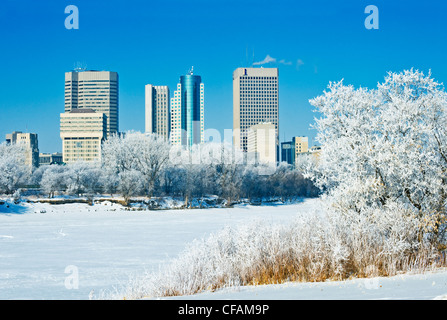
145, 85, 170, 140
292, 136, 308, 158
170, 69, 204, 147
39, 152, 63, 166
60, 109, 107, 163
282, 136, 310, 167
233, 67, 279, 158
5, 131, 39, 168
247, 122, 276, 165
281, 141, 293, 165
65, 70, 119, 137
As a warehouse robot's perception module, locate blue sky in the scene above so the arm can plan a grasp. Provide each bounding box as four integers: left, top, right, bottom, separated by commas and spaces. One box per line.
1, 0, 447, 153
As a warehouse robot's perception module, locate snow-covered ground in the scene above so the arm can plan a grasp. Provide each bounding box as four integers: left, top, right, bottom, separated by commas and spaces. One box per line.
0, 197, 446, 300
163, 270, 447, 300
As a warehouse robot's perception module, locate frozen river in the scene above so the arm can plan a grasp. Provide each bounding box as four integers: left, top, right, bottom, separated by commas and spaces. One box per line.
0, 198, 317, 300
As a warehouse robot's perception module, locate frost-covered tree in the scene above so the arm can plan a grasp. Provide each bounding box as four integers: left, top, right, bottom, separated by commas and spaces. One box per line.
40, 164, 68, 198
210, 142, 245, 205
65, 161, 102, 196
308, 69, 447, 247
166, 143, 221, 206
0, 142, 30, 194
159, 164, 185, 196
102, 131, 171, 199
240, 166, 266, 201
117, 169, 145, 204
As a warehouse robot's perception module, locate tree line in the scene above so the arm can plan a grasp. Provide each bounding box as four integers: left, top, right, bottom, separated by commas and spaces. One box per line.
0, 133, 319, 205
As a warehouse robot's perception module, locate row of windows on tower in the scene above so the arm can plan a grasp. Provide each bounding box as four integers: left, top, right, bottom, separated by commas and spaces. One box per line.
240, 76, 277, 80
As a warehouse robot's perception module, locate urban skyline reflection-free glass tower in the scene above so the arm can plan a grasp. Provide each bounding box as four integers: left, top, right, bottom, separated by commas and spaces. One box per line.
170, 68, 204, 147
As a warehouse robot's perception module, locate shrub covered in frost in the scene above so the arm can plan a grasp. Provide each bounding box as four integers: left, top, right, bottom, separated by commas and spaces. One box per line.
107, 201, 441, 299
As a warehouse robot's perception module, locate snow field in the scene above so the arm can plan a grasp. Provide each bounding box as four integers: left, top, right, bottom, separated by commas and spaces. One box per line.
0, 198, 315, 299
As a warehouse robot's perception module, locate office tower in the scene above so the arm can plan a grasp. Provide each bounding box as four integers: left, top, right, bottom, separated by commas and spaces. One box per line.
233, 67, 279, 158
60, 108, 107, 163
170, 68, 204, 147
145, 85, 170, 140
65, 70, 119, 137
5, 131, 39, 168
247, 122, 276, 165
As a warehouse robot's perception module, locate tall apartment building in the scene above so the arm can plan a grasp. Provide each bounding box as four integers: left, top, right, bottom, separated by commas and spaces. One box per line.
145, 85, 170, 140
65, 70, 119, 137
170, 68, 204, 147
247, 122, 276, 165
233, 67, 279, 159
60, 109, 107, 163
5, 131, 39, 168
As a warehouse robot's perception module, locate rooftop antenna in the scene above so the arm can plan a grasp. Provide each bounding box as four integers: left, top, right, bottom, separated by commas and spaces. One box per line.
189, 66, 194, 75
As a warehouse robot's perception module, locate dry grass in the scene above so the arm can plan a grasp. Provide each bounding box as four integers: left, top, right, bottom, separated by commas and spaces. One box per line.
104, 204, 447, 300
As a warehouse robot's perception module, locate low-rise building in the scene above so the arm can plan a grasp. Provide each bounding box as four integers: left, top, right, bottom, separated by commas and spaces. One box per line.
60, 108, 107, 163
39, 152, 63, 166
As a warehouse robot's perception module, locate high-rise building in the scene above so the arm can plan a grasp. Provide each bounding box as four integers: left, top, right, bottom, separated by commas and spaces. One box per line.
145, 85, 170, 140
170, 68, 204, 147
247, 122, 276, 165
5, 131, 39, 168
233, 67, 279, 158
65, 70, 119, 137
60, 109, 107, 163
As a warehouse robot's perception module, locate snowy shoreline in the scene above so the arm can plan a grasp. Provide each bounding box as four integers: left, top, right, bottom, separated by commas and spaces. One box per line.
0, 194, 309, 213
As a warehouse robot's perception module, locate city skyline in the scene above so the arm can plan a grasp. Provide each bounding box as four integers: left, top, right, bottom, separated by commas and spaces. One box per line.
2, 1, 447, 153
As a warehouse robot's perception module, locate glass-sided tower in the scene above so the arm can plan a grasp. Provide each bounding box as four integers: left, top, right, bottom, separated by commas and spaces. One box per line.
171, 68, 204, 147
181, 73, 202, 147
